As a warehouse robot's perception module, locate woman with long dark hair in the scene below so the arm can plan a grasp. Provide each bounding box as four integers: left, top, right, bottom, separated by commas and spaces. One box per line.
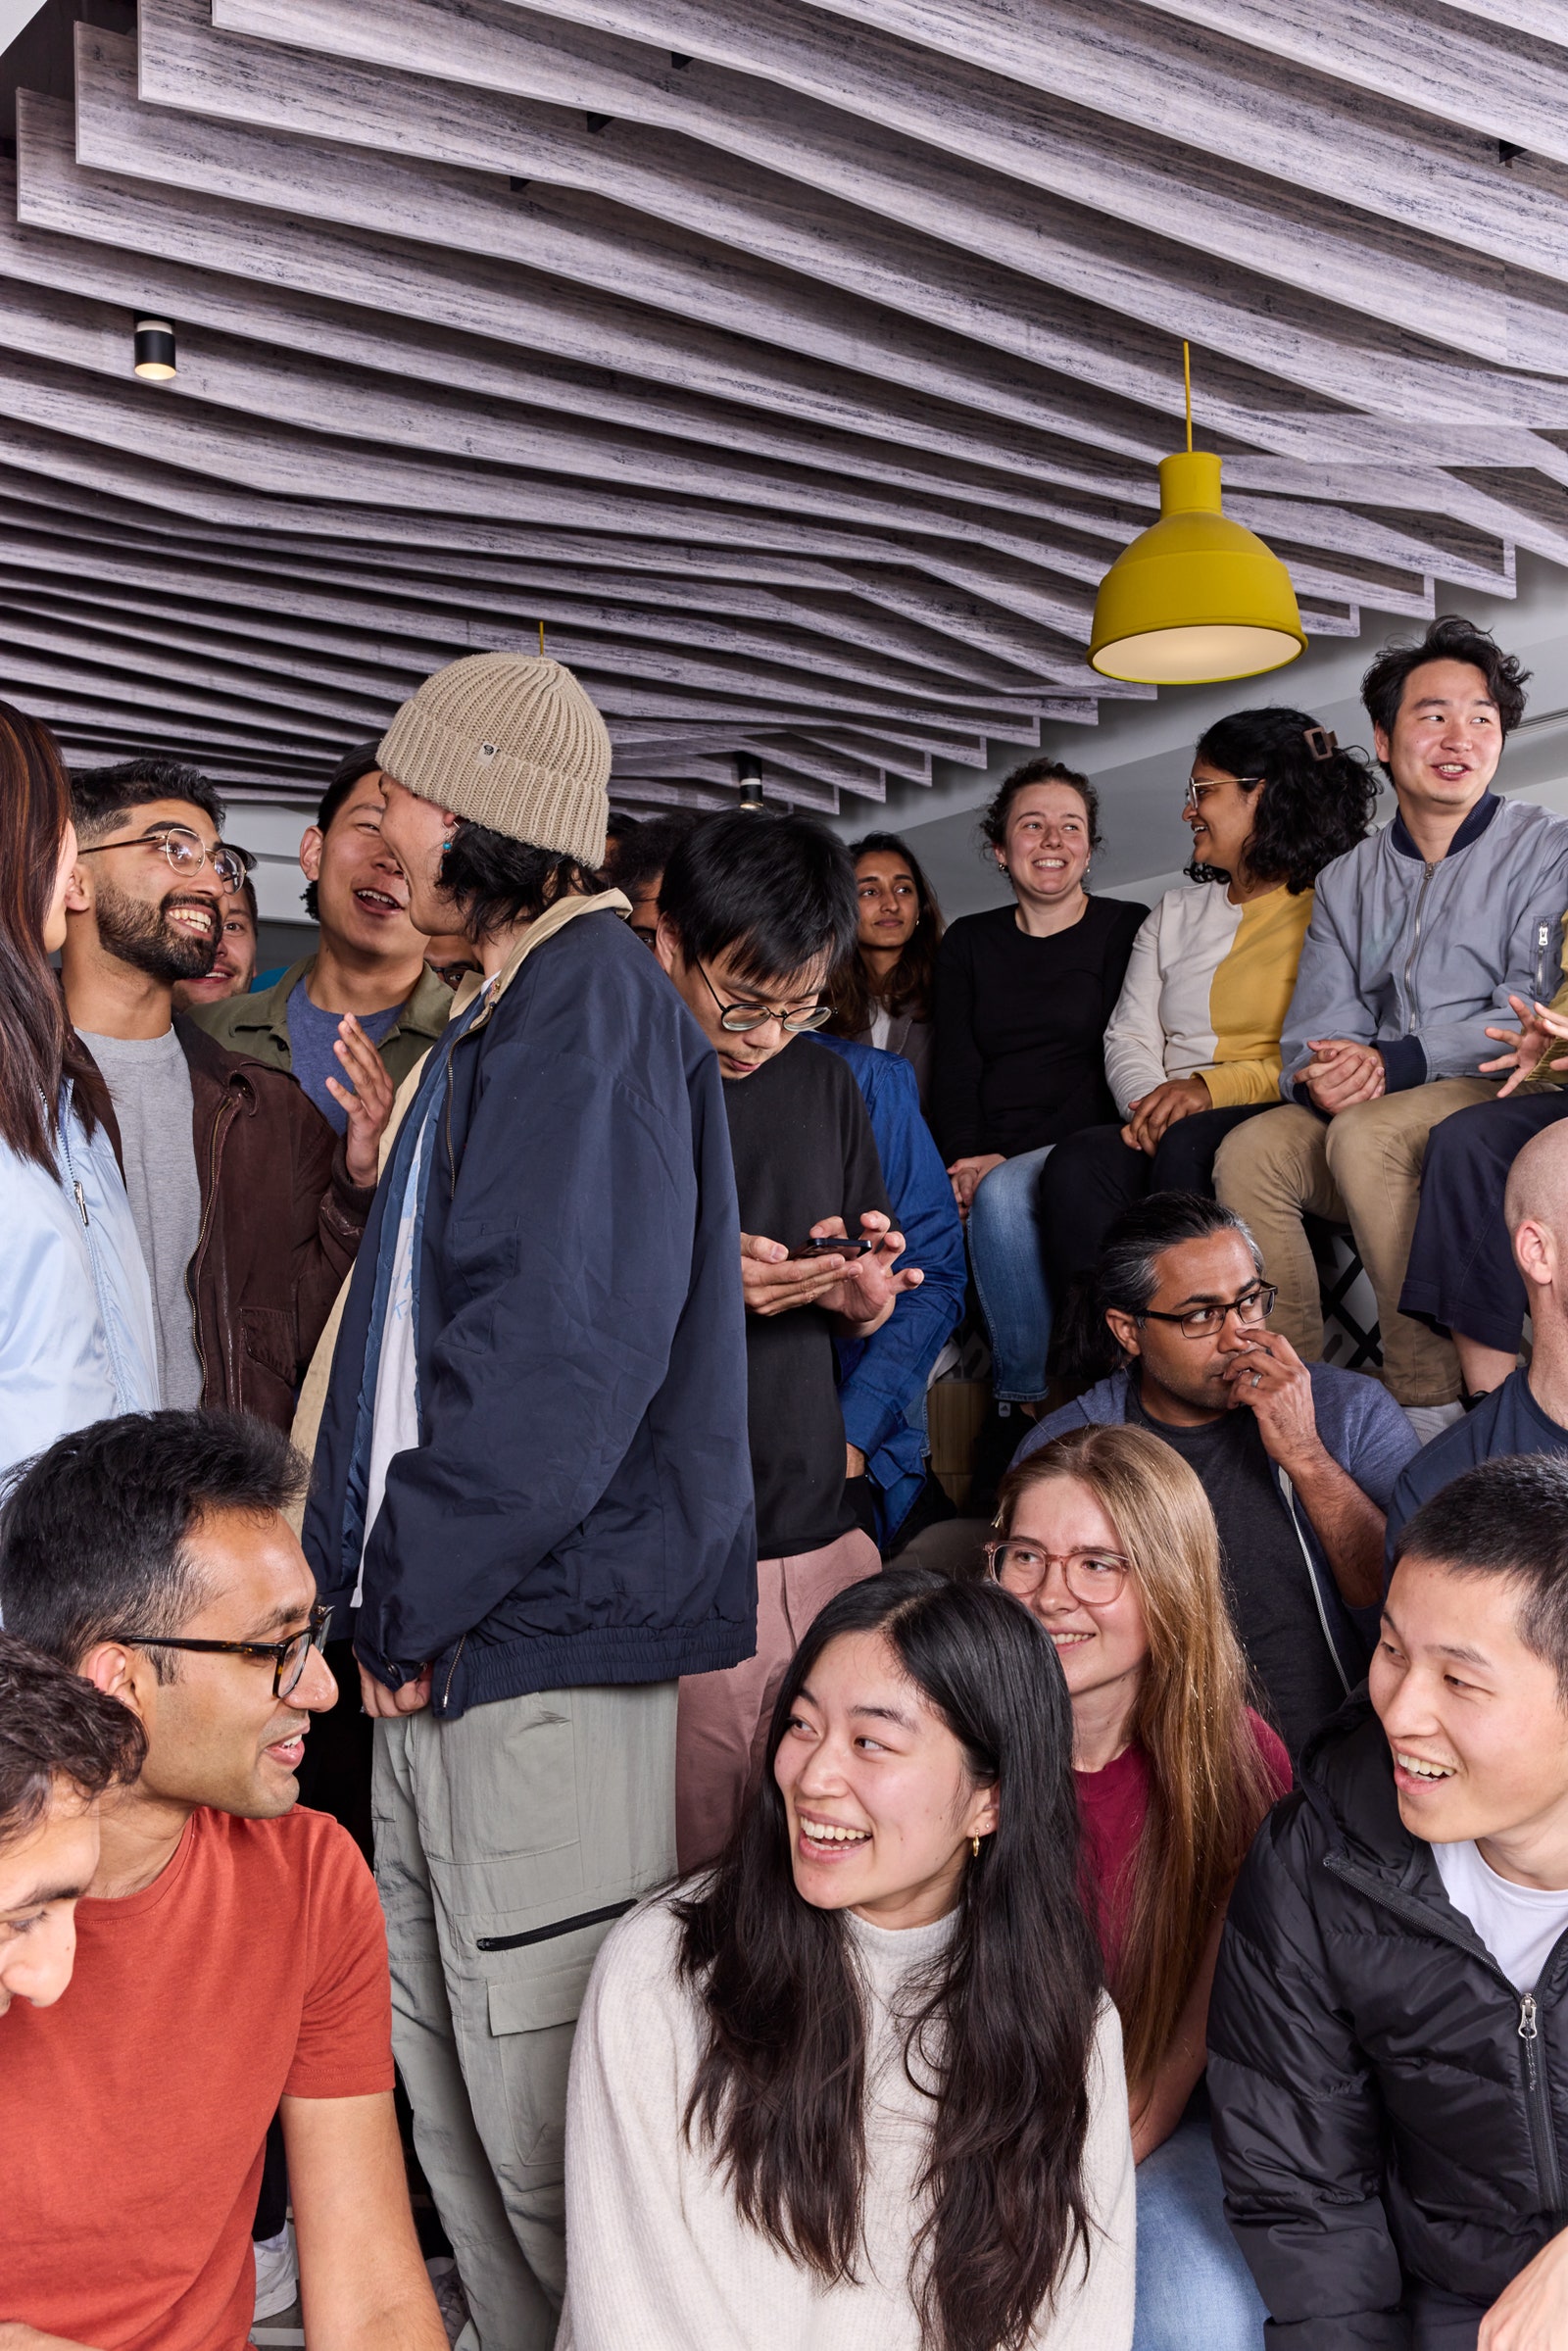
559, 1569, 1135, 2351
987, 1426, 1290, 2351
1039, 710, 1378, 1310
826, 831, 945, 1107
932, 758, 1147, 1412
0, 700, 156, 1477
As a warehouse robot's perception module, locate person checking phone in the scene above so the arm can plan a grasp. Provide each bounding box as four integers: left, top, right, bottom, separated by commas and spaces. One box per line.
656, 810, 923, 1869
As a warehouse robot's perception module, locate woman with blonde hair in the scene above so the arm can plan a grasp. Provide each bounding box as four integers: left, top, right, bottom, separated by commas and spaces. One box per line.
986, 1421, 1290, 2351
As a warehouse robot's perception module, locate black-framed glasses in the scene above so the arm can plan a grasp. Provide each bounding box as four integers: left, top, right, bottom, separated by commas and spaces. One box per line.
1140, 1284, 1277, 1340
79, 824, 250, 895
984, 1541, 1131, 1606
120, 1602, 331, 1697
695, 958, 831, 1035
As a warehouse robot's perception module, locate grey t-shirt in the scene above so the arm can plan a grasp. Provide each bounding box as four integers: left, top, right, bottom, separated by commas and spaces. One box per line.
78, 1027, 204, 1409
286, 979, 402, 1133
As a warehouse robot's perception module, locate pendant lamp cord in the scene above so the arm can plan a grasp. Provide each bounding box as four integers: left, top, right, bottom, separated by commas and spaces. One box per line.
1183, 340, 1193, 454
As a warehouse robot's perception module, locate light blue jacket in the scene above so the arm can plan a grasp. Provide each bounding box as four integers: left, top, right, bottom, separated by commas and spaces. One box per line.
0, 1086, 159, 1484
1280, 794, 1568, 1097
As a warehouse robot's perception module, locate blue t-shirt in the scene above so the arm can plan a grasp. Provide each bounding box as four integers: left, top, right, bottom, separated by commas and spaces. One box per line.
1385, 1367, 1568, 1568
286, 979, 401, 1132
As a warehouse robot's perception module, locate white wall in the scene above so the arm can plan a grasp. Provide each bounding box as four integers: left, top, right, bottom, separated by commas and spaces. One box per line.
862, 551, 1568, 920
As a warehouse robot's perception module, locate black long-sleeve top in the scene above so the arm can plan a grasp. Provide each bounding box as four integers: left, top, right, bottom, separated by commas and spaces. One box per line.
931, 897, 1148, 1162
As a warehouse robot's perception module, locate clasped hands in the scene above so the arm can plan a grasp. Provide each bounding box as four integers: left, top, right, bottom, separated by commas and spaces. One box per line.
1120, 1075, 1211, 1155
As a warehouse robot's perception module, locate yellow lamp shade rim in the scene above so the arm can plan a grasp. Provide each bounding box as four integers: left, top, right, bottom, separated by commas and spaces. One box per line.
1090, 622, 1305, 685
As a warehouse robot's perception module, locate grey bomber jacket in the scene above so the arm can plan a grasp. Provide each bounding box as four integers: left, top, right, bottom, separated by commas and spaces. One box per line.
1279, 792, 1568, 1097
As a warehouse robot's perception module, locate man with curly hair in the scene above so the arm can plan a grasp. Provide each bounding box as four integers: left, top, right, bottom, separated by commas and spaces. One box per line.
1214, 614, 1568, 1436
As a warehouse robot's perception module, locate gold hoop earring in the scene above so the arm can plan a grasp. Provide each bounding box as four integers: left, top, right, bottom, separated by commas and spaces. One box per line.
971, 1836, 981, 1860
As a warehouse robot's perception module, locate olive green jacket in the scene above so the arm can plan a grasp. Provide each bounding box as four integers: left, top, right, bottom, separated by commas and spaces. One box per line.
186, 955, 454, 1091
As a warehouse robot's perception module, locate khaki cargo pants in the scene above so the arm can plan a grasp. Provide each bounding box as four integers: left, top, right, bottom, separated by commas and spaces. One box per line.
373, 1680, 677, 2351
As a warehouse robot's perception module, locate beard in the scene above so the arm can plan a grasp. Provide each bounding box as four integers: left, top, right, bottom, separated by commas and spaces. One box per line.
94, 878, 220, 982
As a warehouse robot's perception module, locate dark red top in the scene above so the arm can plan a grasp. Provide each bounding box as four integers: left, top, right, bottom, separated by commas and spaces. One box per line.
1075, 1708, 1292, 1977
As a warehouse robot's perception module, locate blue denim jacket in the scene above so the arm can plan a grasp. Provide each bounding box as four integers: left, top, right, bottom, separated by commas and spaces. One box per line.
0, 1085, 159, 1482
814, 1036, 966, 1543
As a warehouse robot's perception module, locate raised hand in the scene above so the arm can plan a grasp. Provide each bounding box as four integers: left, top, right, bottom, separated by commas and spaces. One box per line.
1481, 995, 1568, 1099
331, 1013, 397, 1188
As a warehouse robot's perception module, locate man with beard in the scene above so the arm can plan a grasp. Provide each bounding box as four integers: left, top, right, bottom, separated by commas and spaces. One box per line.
61, 759, 391, 1431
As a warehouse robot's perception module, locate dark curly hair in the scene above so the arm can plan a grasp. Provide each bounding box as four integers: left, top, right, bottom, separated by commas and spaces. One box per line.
1187, 708, 1380, 896
978, 757, 1102, 861
826, 830, 945, 1036
1361, 614, 1530, 769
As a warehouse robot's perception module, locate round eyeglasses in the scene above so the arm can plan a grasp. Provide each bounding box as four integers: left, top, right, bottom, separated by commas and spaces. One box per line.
695, 958, 831, 1035
983, 1542, 1130, 1606
118, 1602, 331, 1698
78, 823, 250, 896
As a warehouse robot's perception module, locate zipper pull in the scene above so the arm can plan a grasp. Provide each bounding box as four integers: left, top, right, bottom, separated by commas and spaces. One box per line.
72, 1179, 89, 1228
1521, 1992, 1539, 2040
1537, 921, 1552, 1004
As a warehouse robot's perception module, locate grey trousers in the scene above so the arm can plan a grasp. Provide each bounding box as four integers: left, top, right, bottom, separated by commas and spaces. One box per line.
372, 1680, 678, 2351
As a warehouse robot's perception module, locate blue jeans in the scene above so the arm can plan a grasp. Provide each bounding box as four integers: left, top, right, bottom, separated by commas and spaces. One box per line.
1134, 2109, 1266, 2351
966, 1146, 1054, 1402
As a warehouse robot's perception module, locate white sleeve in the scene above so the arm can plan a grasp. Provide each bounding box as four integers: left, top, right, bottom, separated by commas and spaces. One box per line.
1033, 1997, 1136, 2349
1103, 903, 1171, 1116
559, 1911, 740, 2351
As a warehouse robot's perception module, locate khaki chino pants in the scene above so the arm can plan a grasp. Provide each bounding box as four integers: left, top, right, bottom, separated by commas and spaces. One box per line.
372, 1680, 677, 2351
1212, 1079, 1498, 1406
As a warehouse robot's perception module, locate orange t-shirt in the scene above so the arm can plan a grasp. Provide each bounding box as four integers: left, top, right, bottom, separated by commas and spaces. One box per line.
0, 1802, 394, 2351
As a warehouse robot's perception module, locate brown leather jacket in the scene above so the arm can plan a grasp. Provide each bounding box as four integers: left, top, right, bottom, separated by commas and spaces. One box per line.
94, 1017, 374, 1431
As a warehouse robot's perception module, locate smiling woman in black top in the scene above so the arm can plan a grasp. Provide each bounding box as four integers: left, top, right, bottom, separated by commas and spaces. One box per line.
933, 759, 1145, 1407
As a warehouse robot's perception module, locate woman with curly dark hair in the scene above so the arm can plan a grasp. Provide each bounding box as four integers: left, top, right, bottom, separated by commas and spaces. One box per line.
558, 1568, 1135, 2351
1039, 710, 1378, 1306
825, 832, 945, 1107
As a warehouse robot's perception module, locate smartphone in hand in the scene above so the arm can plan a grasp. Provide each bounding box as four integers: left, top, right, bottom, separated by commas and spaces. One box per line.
787, 1236, 875, 1260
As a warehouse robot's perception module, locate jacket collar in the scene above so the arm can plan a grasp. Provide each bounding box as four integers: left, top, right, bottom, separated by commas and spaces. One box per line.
449, 888, 632, 1036
222, 955, 453, 1049
1389, 790, 1500, 862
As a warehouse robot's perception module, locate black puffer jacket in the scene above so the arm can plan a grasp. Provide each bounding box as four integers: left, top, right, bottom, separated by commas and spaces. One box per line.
1208, 1693, 1568, 2350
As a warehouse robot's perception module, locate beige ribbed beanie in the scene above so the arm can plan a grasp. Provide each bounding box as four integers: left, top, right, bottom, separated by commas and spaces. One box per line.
377, 653, 612, 866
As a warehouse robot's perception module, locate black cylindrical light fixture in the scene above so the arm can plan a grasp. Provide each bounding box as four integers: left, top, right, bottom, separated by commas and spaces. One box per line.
133, 317, 176, 381
736, 753, 764, 811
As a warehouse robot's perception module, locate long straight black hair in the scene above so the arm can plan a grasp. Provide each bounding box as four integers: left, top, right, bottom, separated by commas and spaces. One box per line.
0, 698, 103, 1170
676, 1568, 1102, 2351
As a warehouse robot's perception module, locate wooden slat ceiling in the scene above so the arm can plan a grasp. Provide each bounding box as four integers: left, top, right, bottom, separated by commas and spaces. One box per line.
0, 0, 1564, 808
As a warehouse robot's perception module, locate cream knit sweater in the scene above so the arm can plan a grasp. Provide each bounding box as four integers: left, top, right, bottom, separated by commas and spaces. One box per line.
556, 1897, 1135, 2351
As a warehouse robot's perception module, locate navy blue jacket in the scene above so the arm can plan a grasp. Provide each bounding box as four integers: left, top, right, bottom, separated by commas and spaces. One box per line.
304, 906, 757, 1718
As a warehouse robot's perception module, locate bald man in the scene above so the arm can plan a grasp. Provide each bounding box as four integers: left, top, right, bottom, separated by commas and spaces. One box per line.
1386, 1119, 1568, 1561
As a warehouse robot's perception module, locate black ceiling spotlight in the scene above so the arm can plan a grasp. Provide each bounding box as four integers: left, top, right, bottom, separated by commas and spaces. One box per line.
736, 754, 764, 811
132, 316, 176, 381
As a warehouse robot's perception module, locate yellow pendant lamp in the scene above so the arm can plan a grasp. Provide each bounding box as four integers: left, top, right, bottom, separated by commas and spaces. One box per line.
1090, 345, 1306, 685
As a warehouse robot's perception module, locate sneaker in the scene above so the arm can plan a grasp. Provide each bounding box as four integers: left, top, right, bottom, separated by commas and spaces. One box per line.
252, 2222, 298, 2323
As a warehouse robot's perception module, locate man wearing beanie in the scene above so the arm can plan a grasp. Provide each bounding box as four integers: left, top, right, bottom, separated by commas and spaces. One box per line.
304, 654, 755, 2349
